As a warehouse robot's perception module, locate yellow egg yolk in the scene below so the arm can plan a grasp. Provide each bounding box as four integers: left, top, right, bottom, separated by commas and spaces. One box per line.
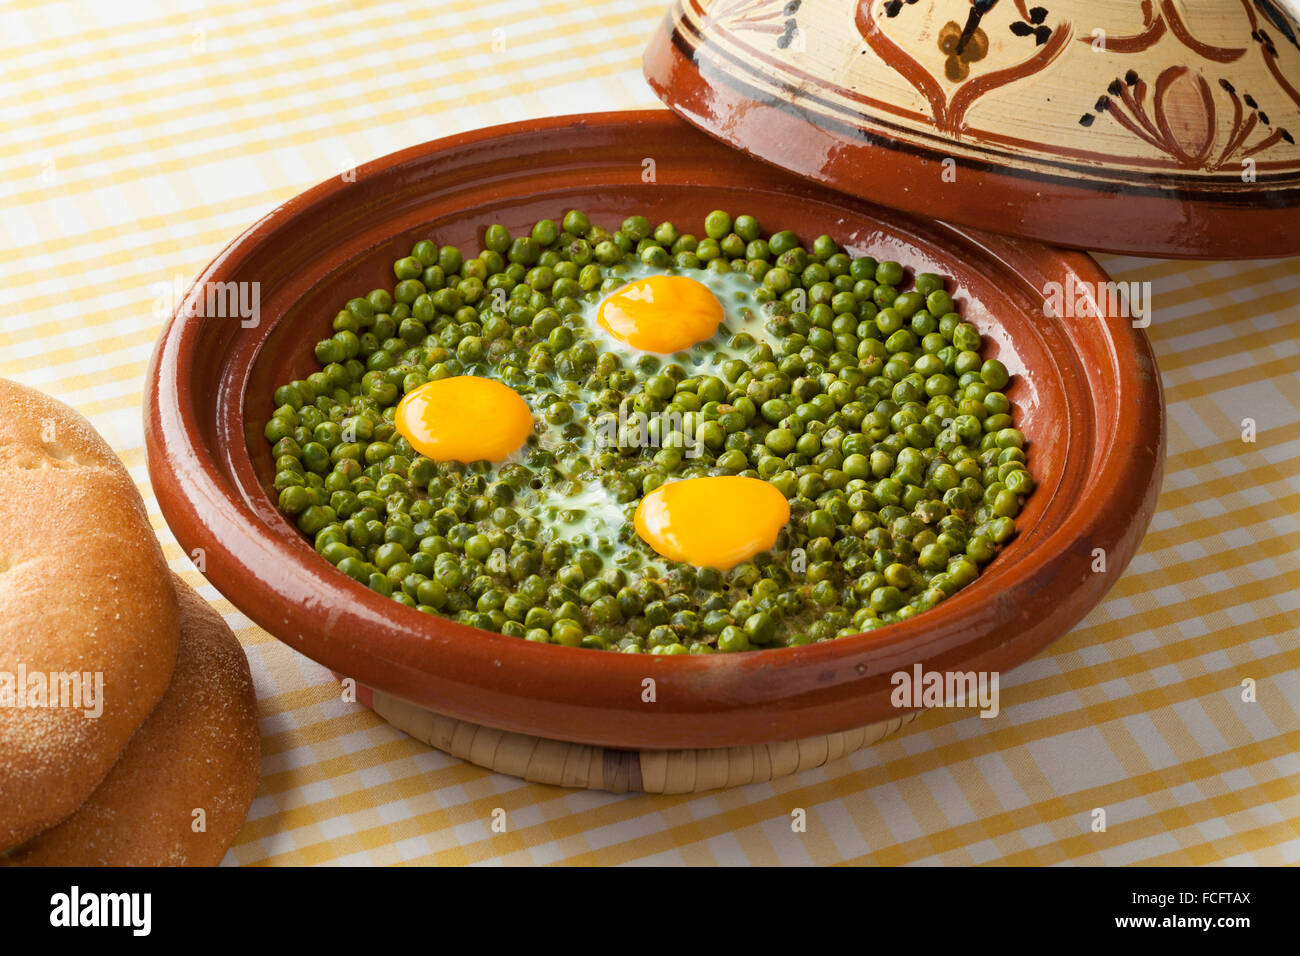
596, 275, 724, 353
394, 377, 532, 463
633, 476, 790, 571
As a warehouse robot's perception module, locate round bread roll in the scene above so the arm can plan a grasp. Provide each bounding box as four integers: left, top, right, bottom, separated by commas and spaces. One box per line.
3, 574, 260, 866
0, 379, 179, 851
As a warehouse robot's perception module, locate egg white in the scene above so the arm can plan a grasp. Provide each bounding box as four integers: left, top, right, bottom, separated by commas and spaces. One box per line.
580, 261, 785, 373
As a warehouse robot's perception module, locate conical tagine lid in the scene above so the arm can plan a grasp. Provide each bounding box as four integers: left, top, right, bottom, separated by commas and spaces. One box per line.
644, 0, 1300, 258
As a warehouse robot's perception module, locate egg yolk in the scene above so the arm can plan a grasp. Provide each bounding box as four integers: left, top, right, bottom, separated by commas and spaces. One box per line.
394, 377, 532, 463
596, 275, 724, 353
633, 476, 790, 571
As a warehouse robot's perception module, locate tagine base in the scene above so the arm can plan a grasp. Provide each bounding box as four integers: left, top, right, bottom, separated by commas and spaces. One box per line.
364, 686, 920, 794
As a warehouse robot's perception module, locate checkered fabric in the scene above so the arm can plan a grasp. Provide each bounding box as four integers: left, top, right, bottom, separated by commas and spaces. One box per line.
2, 0, 1296, 866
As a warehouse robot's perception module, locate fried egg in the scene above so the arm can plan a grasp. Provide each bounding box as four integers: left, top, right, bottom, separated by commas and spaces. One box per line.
596, 274, 725, 354
395, 376, 532, 463
633, 476, 790, 570
583, 264, 784, 374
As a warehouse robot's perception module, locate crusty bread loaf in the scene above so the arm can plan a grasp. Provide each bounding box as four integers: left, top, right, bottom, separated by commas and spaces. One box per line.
4, 574, 260, 866
0, 378, 179, 850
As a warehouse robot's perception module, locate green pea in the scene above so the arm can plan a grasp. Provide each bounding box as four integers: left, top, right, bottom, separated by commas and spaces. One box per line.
883, 563, 913, 589
336, 556, 369, 583
733, 215, 760, 242
641, 245, 670, 267
926, 290, 954, 315
717, 626, 750, 653
914, 273, 945, 295
769, 230, 799, 255
704, 210, 732, 240
875, 261, 905, 285
484, 224, 511, 253
393, 256, 422, 280
992, 489, 1021, 518
953, 323, 982, 351
278, 485, 312, 515
892, 291, 926, 319
919, 543, 950, 571
806, 509, 835, 538
1005, 469, 1035, 495
870, 585, 904, 613
562, 210, 591, 235
967, 534, 997, 563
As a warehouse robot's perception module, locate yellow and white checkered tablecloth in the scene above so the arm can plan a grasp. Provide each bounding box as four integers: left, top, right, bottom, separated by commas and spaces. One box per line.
2, 0, 1297, 866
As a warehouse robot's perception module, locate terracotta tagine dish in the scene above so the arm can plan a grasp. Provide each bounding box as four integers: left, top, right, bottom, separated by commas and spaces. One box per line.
145, 110, 1164, 753
645, 0, 1300, 258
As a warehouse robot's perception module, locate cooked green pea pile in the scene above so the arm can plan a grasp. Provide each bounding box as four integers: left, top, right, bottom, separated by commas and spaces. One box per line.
265, 209, 1034, 654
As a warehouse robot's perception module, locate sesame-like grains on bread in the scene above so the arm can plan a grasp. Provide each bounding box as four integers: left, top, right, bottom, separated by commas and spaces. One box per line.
0, 378, 179, 851
3, 574, 259, 866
